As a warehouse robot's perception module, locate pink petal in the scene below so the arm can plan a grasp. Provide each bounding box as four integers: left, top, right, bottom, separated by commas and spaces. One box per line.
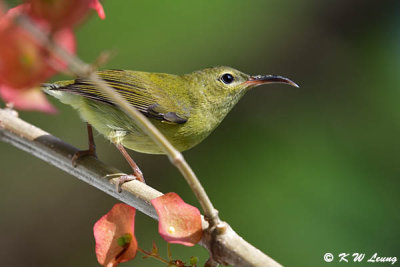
0, 85, 56, 113
151, 193, 202, 246
93, 203, 137, 267
90, 0, 105, 19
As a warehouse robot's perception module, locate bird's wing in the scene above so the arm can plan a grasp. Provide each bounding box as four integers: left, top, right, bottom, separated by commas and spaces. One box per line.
53, 70, 187, 124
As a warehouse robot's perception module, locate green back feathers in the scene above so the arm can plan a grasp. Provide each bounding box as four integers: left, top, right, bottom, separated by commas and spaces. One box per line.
50, 70, 188, 124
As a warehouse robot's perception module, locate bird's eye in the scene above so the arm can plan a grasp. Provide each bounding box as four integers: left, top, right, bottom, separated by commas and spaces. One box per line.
220, 73, 234, 84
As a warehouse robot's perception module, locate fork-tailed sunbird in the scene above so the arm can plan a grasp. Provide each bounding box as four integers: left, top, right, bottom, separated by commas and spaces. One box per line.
43, 66, 298, 170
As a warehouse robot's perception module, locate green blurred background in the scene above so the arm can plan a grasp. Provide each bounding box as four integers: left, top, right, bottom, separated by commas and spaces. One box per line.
1, 0, 399, 266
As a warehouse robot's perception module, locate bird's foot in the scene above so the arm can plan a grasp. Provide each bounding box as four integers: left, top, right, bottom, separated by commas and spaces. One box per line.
72, 123, 98, 167
116, 175, 137, 193
104, 173, 137, 193
71, 148, 97, 167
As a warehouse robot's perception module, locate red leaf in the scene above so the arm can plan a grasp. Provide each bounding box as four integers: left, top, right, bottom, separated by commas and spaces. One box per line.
0, 85, 56, 113
93, 203, 138, 267
151, 193, 202, 247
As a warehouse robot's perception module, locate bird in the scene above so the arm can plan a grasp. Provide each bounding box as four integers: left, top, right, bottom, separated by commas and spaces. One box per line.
43, 66, 298, 183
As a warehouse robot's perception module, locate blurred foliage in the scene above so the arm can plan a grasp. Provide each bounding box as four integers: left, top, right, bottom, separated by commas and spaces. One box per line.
3, 0, 21, 6
1, 0, 399, 266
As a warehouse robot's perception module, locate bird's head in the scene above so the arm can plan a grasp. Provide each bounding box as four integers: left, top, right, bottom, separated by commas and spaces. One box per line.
186, 66, 298, 111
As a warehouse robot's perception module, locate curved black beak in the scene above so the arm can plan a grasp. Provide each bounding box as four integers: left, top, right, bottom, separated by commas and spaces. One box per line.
245, 75, 299, 88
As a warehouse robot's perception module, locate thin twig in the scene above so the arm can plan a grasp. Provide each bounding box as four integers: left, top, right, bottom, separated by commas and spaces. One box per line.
137, 247, 171, 265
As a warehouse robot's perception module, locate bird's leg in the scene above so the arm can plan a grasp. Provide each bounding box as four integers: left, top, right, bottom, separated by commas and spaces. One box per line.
115, 144, 144, 180
72, 123, 98, 167
114, 143, 145, 192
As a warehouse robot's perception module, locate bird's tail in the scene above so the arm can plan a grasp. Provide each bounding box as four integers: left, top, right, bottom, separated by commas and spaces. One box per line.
41, 82, 59, 95
41, 80, 80, 106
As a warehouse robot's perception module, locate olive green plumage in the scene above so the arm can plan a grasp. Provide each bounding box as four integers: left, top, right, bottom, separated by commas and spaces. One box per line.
43, 66, 297, 154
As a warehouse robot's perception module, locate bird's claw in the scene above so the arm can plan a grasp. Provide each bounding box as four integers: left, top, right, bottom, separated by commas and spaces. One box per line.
103, 173, 137, 193
116, 175, 137, 193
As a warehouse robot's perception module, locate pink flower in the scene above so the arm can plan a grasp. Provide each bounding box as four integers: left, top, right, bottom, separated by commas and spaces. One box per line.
0, 4, 76, 112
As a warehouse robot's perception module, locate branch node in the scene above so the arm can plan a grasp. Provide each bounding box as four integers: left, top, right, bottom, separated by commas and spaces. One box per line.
215, 221, 228, 235
204, 209, 220, 227
170, 152, 184, 166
